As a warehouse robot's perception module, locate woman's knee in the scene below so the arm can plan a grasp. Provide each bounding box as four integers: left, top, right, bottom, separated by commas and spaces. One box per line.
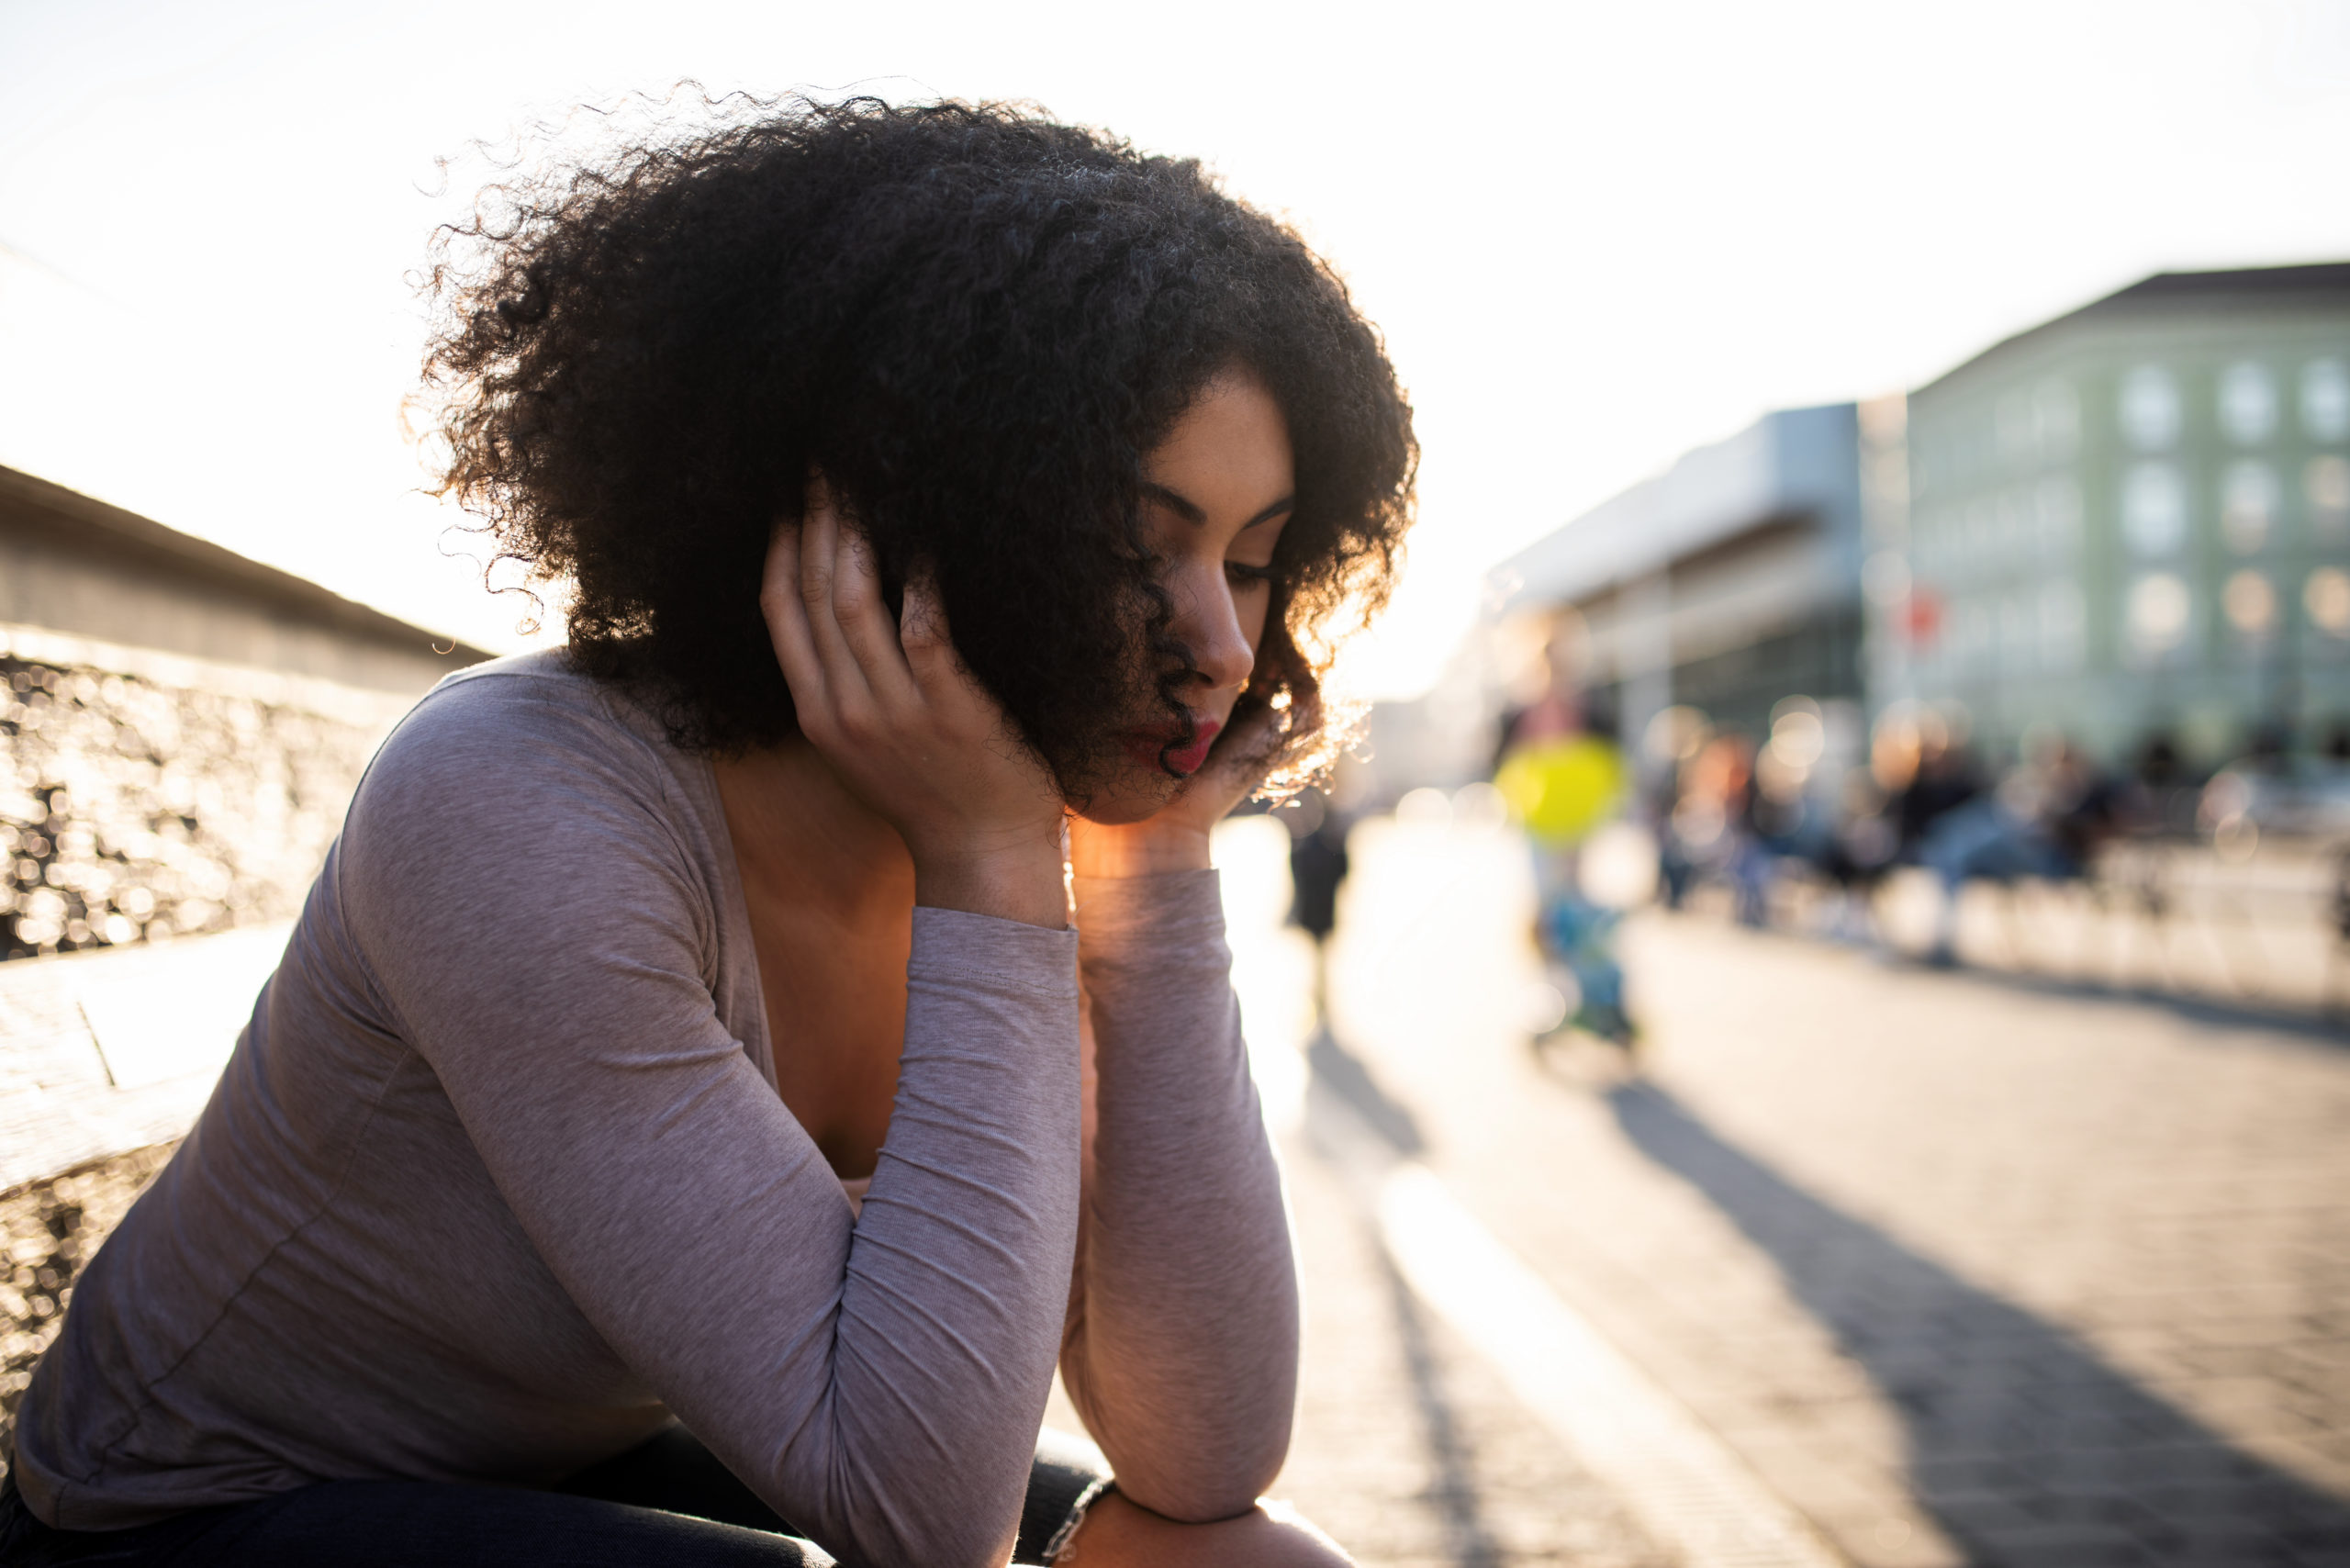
1056, 1491, 1351, 1566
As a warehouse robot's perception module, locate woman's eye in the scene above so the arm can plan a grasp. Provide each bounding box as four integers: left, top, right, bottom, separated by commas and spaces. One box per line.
1225, 561, 1277, 588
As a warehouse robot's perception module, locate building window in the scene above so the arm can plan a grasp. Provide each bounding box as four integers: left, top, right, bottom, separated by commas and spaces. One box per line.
2126, 572, 2193, 658
2034, 379, 2079, 457
2218, 361, 2278, 445
2221, 569, 2277, 639
2122, 462, 2188, 554
1958, 601, 1991, 672
2309, 455, 2350, 540
2035, 475, 2082, 552
2000, 593, 2034, 675
2039, 579, 2086, 670
2308, 567, 2350, 638
2304, 358, 2350, 442
1863, 550, 1910, 608
2220, 461, 2277, 553
1996, 490, 2026, 554
2121, 364, 2181, 451
1997, 391, 2035, 463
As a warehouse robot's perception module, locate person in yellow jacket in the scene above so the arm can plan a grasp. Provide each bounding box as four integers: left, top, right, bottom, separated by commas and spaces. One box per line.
1494, 658, 1635, 1049
1496, 731, 1626, 846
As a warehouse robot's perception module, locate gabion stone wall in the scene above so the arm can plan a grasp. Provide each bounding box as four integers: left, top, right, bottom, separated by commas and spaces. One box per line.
1, 658, 386, 961
0, 1142, 178, 1474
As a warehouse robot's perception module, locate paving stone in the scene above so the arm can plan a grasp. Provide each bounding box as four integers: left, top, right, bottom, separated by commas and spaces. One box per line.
1966, 1527, 2157, 1568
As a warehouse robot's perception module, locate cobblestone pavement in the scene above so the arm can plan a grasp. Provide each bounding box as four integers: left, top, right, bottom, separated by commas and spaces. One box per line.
1288, 809, 2350, 1568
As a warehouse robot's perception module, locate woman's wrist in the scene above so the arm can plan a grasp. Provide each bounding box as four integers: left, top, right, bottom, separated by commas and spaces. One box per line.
911, 837, 1071, 927
1066, 823, 1214, 879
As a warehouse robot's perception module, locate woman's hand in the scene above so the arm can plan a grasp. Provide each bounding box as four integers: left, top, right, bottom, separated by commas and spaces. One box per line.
761, 485, 1069, 925
1067, 689, 1305, 879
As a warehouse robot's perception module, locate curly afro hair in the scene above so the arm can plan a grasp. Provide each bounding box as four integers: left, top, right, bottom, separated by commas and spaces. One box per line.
420, 95, 1416, 795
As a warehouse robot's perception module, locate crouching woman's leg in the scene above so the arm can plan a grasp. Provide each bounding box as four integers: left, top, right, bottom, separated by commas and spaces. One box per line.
1054, 1491, 1353, 1566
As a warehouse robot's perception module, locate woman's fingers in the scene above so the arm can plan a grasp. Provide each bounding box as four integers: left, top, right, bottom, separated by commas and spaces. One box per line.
829, 524, 919, 708
899, 579, 1046, 772
897, 579, 998, 729
898, 577, 950, 666
1209, 696, 1288, 784
758, 523, 827, 711
899, 577, 979, 700
796, 485, 872, 712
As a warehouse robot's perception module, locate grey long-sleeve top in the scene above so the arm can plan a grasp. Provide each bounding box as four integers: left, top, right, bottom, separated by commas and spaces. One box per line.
13, 653, 1299, 1568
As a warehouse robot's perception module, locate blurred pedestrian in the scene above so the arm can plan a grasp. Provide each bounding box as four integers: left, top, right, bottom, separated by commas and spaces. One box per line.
1665, 733, 1765, 924
1815, 768, 1901, 944
2133, 731, 2199, 836
1494, 640, 1635, 1048
1919, 733, 2121, 965
1284, 790, 1351, 1026
1889, 727, 1981, 864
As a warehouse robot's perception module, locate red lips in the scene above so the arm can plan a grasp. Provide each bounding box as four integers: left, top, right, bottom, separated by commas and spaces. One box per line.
1125, 718, 1222, 777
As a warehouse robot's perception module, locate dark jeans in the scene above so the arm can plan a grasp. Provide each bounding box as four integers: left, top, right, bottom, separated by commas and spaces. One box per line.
0, 1427, 1111, 1566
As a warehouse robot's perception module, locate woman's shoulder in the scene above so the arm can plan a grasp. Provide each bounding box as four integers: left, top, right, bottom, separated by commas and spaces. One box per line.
408, 645, 640, 725
383, 648, 671, 765
353, 649, 700, 836
337, 650, 729, 942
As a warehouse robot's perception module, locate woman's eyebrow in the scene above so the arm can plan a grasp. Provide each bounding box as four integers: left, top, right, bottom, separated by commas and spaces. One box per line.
1244, 495, 1295, 529
1141, 481, 1295, 529
1141, 481, 1207, 523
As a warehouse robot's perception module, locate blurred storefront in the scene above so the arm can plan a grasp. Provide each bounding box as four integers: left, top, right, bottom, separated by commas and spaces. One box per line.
1874, 263, 2350, 769
1487, 403, 1866, 756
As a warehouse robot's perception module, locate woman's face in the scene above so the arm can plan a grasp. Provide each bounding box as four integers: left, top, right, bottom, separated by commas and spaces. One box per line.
1078, 366, 1294, 823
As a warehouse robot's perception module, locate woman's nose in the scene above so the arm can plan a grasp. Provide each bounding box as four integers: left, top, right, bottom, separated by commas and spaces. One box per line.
1169, 562, 1256, 692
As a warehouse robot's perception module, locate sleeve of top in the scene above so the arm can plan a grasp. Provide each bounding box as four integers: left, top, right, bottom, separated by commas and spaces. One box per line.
1061, 870, 1300, 1520
337, 682, 1081, 1568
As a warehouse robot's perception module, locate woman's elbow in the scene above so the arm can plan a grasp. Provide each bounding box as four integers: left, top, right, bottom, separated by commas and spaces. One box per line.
1112, 1439, 1290, 1527
800, 1461, 1025, 1568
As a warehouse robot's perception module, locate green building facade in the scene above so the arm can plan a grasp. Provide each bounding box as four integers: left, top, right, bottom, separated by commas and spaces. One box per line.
1874, 264, 2350, 768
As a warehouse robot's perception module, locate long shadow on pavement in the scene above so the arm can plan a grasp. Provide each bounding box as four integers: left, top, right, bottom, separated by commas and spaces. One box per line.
1306, 1029, 1503, 1568
1874, 954, 2350, 1051
1607, 1081, 2350, 1567
1370, 1234, 1506, 1568
1308, 1025, 1427, 1156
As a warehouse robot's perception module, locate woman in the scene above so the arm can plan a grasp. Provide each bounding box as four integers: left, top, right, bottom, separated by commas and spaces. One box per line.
0, 98, 1415, 1567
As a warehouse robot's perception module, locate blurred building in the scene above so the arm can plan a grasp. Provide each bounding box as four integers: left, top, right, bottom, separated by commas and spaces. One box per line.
1489, 404, 1865, 756
1874, 263, 2350, 767
1352, 637, 1504, 803
1, 464, 486, 959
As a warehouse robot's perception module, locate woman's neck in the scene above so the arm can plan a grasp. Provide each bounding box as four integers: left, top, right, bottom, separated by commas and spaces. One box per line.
712, 735, 915, 922
711, 734, 917, 1182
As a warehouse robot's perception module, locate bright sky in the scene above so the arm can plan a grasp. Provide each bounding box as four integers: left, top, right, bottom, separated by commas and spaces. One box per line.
4, 0, 2347, 698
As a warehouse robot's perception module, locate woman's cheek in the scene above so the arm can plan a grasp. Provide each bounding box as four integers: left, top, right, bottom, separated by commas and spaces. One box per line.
1238, 582, 1274, 656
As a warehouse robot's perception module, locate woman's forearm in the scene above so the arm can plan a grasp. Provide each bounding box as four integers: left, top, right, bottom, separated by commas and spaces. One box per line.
1061, 870, 1300, 1521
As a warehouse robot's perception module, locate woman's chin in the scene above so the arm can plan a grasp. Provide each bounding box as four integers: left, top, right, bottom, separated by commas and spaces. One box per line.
1069, 771, 1189, 826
